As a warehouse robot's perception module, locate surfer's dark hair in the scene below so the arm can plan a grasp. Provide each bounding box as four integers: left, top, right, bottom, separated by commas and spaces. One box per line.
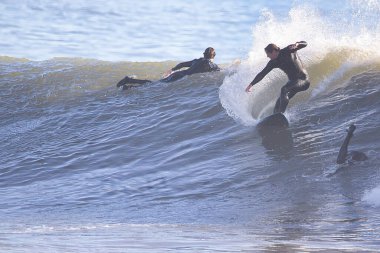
203, 47, 216, 59
265, 44, 280, 53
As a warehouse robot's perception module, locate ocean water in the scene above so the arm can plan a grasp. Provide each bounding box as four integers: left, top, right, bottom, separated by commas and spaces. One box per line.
1, 0, 380, 252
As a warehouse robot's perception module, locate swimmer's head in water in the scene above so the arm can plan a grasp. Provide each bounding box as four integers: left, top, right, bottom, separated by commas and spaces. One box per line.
265, 43, 280, 60
203, 47, 216, 59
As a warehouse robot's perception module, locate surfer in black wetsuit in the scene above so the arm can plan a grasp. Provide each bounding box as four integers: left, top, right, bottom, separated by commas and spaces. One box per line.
245, 41, 310, 113
116, 47, 220, 89
336, 124, 368, 164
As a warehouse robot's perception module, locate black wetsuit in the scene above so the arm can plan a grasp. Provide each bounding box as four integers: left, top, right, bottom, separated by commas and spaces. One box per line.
250, 41, 310, 113
117, 57, 220, 88
162, 57, 220, 82
336, 124, 367, 164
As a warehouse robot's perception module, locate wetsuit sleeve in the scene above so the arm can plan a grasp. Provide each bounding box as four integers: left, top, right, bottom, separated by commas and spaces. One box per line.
249, 61, 274, 86
289, 41, 307, 52
171, 59, 196, 71
336, 125, 355, 164
337, 132, 352, 164
212, 64, 221, 71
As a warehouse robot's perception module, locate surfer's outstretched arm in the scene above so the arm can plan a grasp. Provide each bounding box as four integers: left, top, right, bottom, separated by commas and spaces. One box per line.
245, 62, 274, 92
337, 124, 356, 164
171, 60, 195, 71
288, 41, 307, 52
163, 59, 196, 77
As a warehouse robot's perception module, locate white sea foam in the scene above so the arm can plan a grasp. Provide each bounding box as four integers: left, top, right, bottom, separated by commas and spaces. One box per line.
363, 185, 380, 207
219, 2, 380, 125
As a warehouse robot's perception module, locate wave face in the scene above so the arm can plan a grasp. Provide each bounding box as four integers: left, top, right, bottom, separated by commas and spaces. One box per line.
1, 1, 380, 252
220, 2, 380, 125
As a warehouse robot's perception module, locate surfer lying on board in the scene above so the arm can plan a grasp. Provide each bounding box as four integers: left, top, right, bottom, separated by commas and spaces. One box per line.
245, 41, 310, 113
336, 124, 368, 164
116, 47, 220, 89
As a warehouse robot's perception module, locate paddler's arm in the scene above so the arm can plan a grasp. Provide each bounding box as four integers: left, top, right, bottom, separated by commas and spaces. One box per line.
336, 125, 356, 164
171, 59, 195, 71
163, 59, 196, 77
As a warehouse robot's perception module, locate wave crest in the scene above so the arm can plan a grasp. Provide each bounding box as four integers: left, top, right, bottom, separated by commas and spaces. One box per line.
219, 3, 380, 125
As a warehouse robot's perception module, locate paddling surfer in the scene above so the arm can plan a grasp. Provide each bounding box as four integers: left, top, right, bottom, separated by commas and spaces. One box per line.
116, 47, 220, 89
337, 124, 368, 164
245, 41, 310, 113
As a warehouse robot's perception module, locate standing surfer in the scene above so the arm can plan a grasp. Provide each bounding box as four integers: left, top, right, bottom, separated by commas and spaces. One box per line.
245, 41, 310, 113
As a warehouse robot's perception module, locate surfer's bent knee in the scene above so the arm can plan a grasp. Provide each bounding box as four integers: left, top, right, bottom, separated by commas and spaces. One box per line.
280, 86, 290, 101
302, 80, 310, 90
281, 85, 289, 96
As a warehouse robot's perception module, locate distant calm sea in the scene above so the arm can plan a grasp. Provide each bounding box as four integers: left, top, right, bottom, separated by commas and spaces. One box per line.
1, 0, 380, 252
